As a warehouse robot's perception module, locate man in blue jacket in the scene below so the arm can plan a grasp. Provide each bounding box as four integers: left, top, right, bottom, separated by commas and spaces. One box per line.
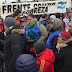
46, 18, 63, 53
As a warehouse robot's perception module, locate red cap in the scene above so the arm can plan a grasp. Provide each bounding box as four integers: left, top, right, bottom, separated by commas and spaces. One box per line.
59, 31, 71, 40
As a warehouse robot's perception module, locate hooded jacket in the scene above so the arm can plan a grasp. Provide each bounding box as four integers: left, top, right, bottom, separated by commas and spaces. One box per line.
36, 49, 55, 72
4, 27, 26, 72
46, 18, 63, 49
52, 18, 63, 31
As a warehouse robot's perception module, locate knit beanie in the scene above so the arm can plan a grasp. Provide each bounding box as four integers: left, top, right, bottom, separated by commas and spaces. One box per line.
59, 31, 71, 41
27, 29, 38, 39
16, 54, 38, 72
3, 17, 16, 28
33, 41, 46, 55
50, 15, 56, 19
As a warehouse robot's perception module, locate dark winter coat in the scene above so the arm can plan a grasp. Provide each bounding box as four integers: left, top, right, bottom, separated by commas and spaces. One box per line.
54, 41, 72, 72
0, 32, 5, 52
16, 54, 38, 72
4, 28, 25, 72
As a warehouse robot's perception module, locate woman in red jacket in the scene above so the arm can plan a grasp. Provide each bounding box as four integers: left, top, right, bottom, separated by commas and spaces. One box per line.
33, 41, 55, 72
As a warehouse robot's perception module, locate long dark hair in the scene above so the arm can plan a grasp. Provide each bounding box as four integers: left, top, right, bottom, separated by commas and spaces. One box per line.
12, 8, 21, 18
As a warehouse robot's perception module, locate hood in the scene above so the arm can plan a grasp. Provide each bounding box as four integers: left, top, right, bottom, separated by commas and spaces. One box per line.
52, 18, 62, 31
16, 54, 38, 72
12, 29, 25, 34
36, 49, 55, 63
4, 25, 24, 37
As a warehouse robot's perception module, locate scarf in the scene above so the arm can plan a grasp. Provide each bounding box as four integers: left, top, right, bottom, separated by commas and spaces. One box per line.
27, 21, 35, 29
56, 43, 68, 53
56, 37, 72, 53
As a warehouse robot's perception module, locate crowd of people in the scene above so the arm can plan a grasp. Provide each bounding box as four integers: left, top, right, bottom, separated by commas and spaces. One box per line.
0, 7, 72, 72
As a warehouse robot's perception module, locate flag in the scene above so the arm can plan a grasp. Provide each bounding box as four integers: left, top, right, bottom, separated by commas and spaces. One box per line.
57, 2, 66, 9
